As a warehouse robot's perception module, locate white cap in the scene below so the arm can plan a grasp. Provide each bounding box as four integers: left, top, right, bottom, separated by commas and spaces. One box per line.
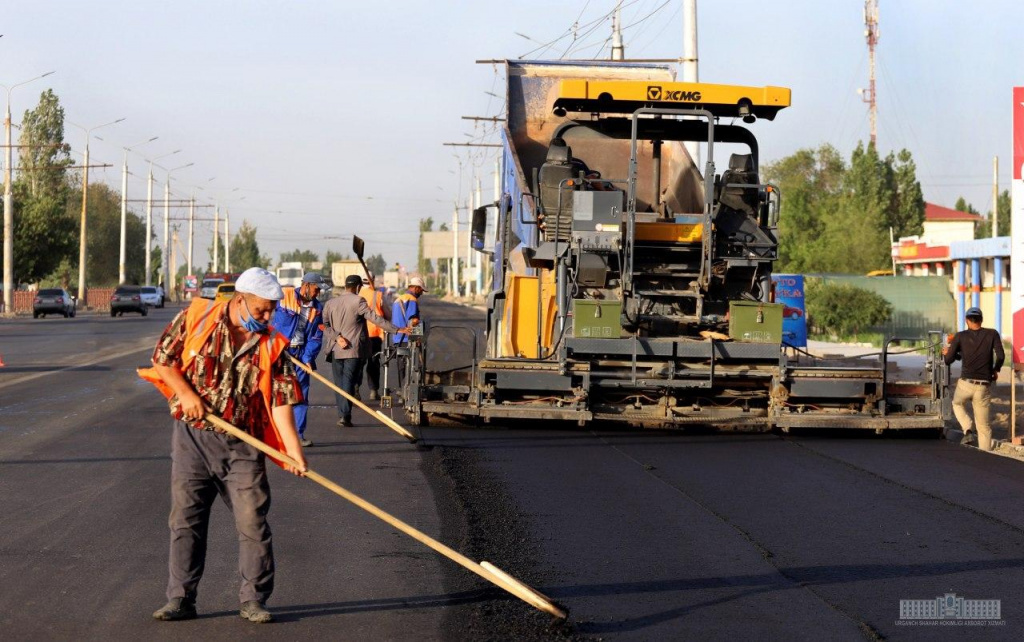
408, 275, 428, 292
235, 267, 284, 301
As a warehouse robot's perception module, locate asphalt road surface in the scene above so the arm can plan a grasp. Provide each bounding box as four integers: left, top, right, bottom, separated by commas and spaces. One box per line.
2, 299, 1022, 640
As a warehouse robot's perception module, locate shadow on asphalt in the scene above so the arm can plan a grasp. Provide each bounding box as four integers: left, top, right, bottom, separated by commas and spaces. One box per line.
558, 557, 1024, 633
0, 365, 112, 373
192, 588, 494, 622
0, 455, 170, 465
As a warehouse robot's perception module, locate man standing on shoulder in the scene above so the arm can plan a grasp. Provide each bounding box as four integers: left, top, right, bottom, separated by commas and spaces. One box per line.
943, 306, 1004, 451
139, 267, 307, 624
271, 272, 324, 447
322, 274, 406, 427
359, 271, 393, 400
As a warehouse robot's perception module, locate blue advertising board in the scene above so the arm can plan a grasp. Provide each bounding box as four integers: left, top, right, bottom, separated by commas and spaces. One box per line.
772, 274, 807, 347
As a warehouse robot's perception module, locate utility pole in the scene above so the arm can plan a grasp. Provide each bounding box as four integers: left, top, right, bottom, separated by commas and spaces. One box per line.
187, 193, 194, 277
611, 2, 625, 61
213, 205, 219, 272
170, 227, 179, 300
682, 0, 700, 164
224, 209, 231, 272
163, 162, 193, 288
861, 0, 880, 147
474, 177, 483, 295
3, 71, 56, 315
145, 150, 180, 286
451, 202, 459, 295
993, 156, 999, 238
120, 137, 158, 284
72, 117, 125, 303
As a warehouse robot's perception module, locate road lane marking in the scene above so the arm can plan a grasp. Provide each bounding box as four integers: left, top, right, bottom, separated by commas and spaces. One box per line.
0, 339, 154, 391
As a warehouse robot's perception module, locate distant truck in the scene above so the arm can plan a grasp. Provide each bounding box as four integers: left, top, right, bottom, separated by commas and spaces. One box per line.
276, 262, 304, 288
331, 260, 365, 291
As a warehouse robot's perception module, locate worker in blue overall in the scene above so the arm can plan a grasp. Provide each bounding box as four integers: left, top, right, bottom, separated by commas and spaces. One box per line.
271, 272, 324, 446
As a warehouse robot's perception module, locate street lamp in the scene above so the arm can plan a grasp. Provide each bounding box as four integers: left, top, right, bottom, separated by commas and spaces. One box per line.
68, 116, 125, 303
1, 70, 55, 315
144, 149, 180, 285
162, 161, 193, 290
120, 136, 158, 284
187, 176, 215, 277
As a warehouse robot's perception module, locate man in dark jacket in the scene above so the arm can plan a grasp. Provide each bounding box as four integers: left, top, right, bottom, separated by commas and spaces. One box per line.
943, 307, 1004, 450
270, 272, 324, 446
322, 274, 406, 426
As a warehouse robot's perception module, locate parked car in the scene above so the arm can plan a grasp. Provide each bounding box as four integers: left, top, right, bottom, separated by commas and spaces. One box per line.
140, 286, 164, 308
214, 282, 236, 304
110, 285, 147, 317
33, 288, 76, 318
200, 278, 224, 299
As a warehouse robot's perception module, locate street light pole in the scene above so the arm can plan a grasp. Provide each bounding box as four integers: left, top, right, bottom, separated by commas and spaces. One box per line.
2, 70, 55, 315
162, 162, 193, 289
146, 149, 180, 286
120, 136, 158, 284
70, 116, 124, 303
225, 209, 230, 272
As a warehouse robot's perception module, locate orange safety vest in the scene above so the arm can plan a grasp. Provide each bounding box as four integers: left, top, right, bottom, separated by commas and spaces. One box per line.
280, 287, 318, 324
137, 298, 291, 468
360, 285, 386, 339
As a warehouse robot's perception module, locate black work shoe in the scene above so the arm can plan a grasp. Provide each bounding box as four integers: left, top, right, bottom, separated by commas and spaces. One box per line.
961, 431, 978, 447
337, 418, 353, 428
153, 597, 197, 621
239, 600, 273, 623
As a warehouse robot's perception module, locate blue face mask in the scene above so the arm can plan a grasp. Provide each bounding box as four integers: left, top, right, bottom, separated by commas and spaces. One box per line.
240, 298, 269, 333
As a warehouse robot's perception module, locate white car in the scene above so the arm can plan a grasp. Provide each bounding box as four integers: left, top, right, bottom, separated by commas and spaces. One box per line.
140, 286, 164, 308
200, 278, 224, 300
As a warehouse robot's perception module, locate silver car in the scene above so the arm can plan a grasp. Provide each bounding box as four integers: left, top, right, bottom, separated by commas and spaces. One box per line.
140, 286, 164, 308
33, 288, 76, 319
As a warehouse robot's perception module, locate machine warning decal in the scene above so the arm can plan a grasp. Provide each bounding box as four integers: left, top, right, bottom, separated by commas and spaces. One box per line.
647, 86, 702, 102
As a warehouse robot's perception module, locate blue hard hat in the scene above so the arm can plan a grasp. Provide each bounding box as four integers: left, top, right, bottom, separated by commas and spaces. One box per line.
965, 307, 983, 318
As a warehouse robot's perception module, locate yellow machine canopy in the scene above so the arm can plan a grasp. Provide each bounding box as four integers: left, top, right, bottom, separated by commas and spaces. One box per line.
554, 80, 791, 120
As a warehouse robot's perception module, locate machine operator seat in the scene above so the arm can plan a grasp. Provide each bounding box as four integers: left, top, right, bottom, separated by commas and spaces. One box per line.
716, 153, 759, 217
537, 137, 585, 242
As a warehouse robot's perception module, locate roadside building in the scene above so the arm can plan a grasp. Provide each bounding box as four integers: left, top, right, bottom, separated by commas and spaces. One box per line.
892, 202, 1008, 333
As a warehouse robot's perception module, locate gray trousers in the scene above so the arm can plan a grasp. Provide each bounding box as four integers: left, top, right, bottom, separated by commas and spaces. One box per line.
167, 421, 274, 603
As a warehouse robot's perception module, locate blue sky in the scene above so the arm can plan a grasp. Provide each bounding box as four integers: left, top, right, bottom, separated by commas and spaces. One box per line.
4, 1, 1021, 268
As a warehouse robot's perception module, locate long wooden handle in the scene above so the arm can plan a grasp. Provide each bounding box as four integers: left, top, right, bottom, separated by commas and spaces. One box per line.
286, 353, 416, 442
203, 413, 566, 620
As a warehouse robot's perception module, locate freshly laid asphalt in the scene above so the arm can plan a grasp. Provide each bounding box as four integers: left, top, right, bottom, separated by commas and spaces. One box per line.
1, 299, 1021, 640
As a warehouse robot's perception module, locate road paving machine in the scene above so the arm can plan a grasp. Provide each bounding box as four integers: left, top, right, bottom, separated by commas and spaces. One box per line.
384, 61, 950, 433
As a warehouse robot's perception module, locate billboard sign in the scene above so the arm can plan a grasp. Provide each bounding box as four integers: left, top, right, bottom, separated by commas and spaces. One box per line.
183, 275, 198, 293
1012, 87, 1024, 363
772, 273, 807, 348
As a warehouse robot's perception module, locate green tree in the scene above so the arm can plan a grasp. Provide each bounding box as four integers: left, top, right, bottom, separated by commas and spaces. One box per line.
954, 196, 980, 215
19, 89, 72, 200
324, 250, 346, 265
0, 89, 76, 284
279, 248, 319, 265
417, 217, 434, 279
230, 220, 269, 270
366, 252, 387, 276
764, 142, 924, 274
75, 182, 147, 286
974, 189, 1010, 238
805, 281, 893, 338
763, 144, 844, 272
150, 245, 163, 285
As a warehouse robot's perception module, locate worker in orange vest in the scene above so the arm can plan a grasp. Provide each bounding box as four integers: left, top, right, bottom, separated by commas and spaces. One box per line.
139, 267, 306, 625
358, 271, 392, 400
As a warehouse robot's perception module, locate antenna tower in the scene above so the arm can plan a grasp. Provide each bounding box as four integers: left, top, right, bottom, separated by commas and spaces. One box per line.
860, 0, 880, 147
